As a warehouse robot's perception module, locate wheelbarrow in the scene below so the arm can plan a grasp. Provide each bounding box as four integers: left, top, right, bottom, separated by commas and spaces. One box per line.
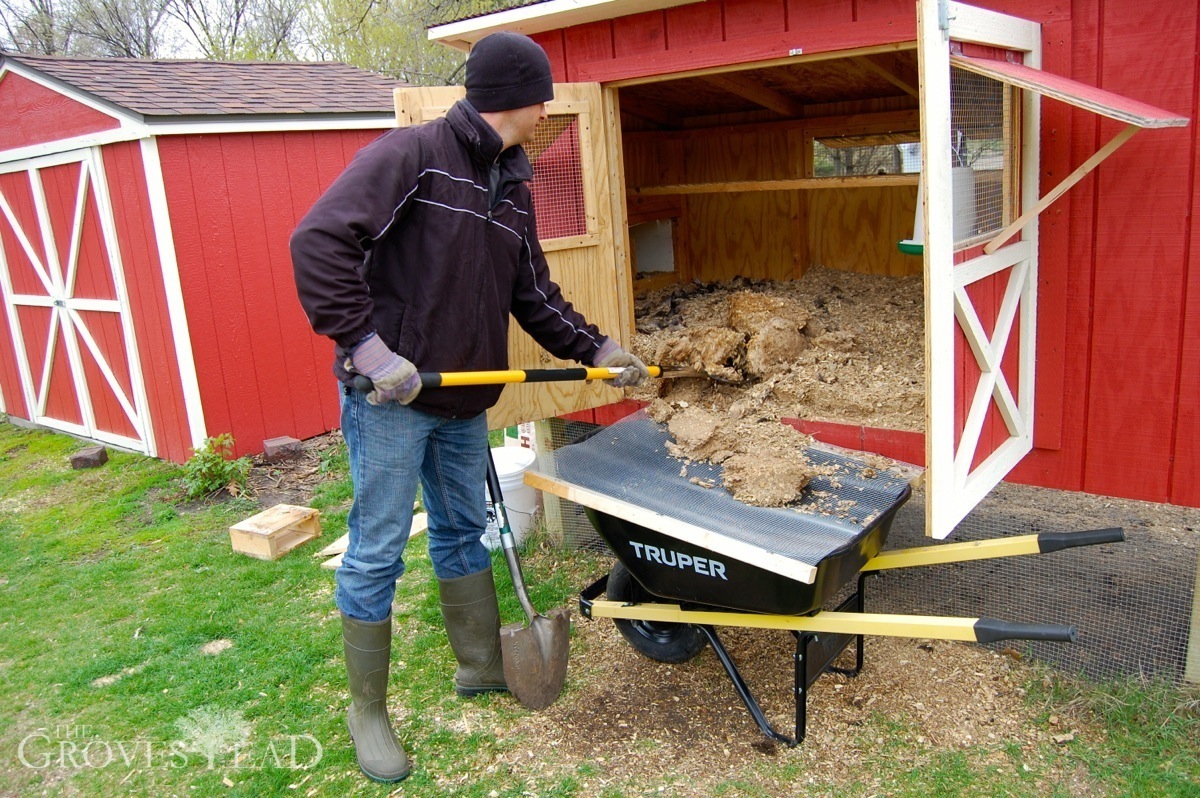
525, 412, 1124, 746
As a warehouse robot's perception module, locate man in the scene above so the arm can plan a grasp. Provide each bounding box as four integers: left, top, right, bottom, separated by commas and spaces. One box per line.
290, 31, 647, 783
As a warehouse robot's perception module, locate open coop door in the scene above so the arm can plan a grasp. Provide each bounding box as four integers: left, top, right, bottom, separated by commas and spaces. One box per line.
918, 0, 1186, 539
394, 83, 630, 430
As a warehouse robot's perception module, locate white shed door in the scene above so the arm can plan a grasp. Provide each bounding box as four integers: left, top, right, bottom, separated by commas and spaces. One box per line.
919, 1, 1043, 538
0, 149, 151, 453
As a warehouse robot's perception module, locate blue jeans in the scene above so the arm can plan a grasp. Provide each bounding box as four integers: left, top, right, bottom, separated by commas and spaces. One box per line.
336, 386, 493, 622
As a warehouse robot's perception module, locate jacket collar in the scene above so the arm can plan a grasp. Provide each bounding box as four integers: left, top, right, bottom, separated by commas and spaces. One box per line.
447, 99, 534, 184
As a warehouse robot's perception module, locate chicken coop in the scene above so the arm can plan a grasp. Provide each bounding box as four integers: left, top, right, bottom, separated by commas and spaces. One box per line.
419, 0, 1193, 541
420, 0, 1200, 689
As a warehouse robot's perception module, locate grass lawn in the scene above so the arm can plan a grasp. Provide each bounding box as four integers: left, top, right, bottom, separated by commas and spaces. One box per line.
0, 418, 1197, 797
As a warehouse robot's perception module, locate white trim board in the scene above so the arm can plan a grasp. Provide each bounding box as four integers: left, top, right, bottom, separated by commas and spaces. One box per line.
525, 470, 819, 584
429, 0, 705, 50
139, 137, 207, 454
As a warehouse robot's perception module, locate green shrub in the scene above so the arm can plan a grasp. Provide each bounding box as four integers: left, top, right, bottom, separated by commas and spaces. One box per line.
181, 434, 251, 499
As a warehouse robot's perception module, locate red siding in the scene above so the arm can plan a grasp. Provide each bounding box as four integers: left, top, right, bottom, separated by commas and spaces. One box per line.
723, 0, 787, 40
0, 170, 39, 420
1168, 12, 1200, 506
101, 141, 193, 462
1077, 2, 1195, 502
0, 296, 26, 419
156, 128, 385, 458
0, 71, 119, 151
1030, 16, 1074, 453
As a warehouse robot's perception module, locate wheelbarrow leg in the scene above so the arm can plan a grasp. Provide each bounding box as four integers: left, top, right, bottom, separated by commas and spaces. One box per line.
698, 578, 871, 748
827, 573, 870, 678
698, 625, 798, 747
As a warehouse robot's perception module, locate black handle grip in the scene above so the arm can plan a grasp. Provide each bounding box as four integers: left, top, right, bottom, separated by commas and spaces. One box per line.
352, 373, 440, 392
973, 618, 1077, 644
1037, 528, 1125, 554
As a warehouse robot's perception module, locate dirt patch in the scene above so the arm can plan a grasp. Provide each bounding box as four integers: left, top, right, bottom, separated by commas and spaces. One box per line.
501, 610, 1092, 795
200, 638, 234, 655
244, 431, 346, 509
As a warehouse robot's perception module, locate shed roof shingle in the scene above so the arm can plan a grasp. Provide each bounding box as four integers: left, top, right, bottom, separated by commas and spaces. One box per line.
1, 54, 399, 117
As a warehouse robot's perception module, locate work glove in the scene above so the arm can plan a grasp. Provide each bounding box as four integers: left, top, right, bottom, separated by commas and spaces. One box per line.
350, 332, 421, 406
595, 338, 650, 388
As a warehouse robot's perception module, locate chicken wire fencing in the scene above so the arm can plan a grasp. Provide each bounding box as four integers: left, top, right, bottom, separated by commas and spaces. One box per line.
529, 418, 1198, 686
528, 115, 588, 240
950, 65, 1014, 244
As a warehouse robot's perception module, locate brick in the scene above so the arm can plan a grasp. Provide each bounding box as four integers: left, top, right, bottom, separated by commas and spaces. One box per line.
70, 446, 108, 469
262, 436, 302, 463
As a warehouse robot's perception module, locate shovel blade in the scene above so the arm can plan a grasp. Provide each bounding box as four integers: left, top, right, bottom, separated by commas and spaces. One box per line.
500, 607, 570, 711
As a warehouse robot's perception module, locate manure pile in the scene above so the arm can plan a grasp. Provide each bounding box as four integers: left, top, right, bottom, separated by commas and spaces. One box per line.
624, 266, 924, 507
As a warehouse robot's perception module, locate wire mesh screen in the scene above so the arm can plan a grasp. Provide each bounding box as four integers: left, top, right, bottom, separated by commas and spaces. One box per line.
870, 487, 1197, 684
535, 419, 1198, 685
538, 418, 607, 551
528, 115, 587, 240
950, 66, 1013, 243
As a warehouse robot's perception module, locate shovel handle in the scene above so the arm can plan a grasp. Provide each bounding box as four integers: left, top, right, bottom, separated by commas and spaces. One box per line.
486, 448, 539, 624
352, 365, 671, 393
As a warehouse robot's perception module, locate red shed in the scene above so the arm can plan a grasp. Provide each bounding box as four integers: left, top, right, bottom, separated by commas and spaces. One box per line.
0, 55, 396, 463
417, 0, 1195, 538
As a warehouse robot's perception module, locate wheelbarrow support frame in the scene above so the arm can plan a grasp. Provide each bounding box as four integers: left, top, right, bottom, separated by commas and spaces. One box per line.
581, 527, 1125, 746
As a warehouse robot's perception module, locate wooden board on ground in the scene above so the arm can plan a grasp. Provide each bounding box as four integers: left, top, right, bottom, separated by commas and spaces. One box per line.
230, 504, 321, 561
318, 513, 429, 570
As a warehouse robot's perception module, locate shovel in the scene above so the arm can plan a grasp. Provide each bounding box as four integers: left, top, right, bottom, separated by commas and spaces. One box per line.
486, 448, 571, 711
352, 374, 572, 708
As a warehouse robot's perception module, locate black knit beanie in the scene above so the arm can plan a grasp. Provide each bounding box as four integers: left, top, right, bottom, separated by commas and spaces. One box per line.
464, 32, 554, 112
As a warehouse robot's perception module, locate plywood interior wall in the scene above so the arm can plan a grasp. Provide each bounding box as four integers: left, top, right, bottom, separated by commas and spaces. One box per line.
623, 117, 922, 285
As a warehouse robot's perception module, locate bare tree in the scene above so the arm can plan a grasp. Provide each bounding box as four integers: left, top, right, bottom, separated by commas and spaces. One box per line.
166, 0, 248, 59
300, 0, 521, 84
167, 0, 302, 60
1, 0, 81, 53
73, 0, 170, 57
239, 0, 304, 59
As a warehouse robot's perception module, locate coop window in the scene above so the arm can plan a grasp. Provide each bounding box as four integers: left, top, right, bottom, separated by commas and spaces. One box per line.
528, 115, 588, 240
812, 131, 922, 177
949, 67, 1016, 244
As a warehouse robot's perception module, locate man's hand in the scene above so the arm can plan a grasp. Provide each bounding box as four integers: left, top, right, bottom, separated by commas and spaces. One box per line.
595, 339, 650, 388
350, 333, 421, 405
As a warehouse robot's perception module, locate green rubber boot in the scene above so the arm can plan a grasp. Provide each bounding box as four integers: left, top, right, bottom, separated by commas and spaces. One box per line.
438, 569, 509, 696
341, 612, 410, 782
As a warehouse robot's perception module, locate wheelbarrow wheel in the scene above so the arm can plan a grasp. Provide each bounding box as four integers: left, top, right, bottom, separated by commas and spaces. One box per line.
606, 561, 708, 664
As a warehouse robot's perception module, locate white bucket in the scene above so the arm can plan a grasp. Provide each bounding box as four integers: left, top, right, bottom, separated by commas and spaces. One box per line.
481, 446, 539, 552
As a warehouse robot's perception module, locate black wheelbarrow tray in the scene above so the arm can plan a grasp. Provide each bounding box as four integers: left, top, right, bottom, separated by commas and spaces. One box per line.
525, 412, 1124, 746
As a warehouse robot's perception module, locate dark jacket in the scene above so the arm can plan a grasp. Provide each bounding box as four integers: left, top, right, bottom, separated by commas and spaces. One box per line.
290, 100, 608, 418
